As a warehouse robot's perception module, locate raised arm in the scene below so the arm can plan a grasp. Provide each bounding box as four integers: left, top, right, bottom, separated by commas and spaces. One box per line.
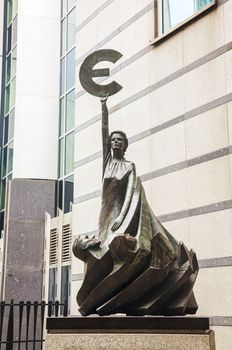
100, 95, 110, 173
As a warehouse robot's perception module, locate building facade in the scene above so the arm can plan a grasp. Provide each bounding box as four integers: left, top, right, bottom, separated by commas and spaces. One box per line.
1, 1, 232, 349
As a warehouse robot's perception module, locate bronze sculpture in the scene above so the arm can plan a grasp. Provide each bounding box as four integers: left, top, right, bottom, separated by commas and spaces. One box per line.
73, 49, 199, 316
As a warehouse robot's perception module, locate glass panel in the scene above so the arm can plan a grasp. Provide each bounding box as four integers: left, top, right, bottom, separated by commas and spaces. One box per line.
162, 0, 194, 32
59, 138, 64, 177
60, 58, 65, 95
195, 0, 213, 10
10, 77, 16, 109
2, 148, 7, 178
9, 109, 15, 140
66, 49, 75, 91
60, 266, 69, 313
6, 55, 11, 84
67, 9, 75, 51
66, 89, 75, 132
13, 0, 18, 17
68, 0, 76, 11
48, 268, 56, 303
0, 211, 5, 237
62, 0, 67, 17
65, 132, 74, 175
4, 116, 9, 145
59, 98, 65, 136
58, 180, 63, 210
12, 16, 17, 47
11, 47, 17, 78
61, 19, 66, 56
7, 0, 12, 25
4, 86, 10, 115
0, 180, 6, 211
7, 141, 14, 173
7, 25, 12, 54
64, 175, 73, 213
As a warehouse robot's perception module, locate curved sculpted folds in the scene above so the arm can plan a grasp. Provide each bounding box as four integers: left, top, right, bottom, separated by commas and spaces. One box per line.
72, 96, 199, 317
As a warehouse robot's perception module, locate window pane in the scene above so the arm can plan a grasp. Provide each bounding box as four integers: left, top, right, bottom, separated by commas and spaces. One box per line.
59, 138, 64, 177
7, 0, 12, 25
7, 25, 12, 54
68, 0, 76, 11
196, 0, 213, 10
65, 132, 74, 175
60, 58, 65, 95
6, 55, 11, 84
0, 211, 5, 236
2, 148, 7, 178
10, 77, 16, 109
48, 268, 56, 303
12, 16, 17, 47
0, 180, 6, 211
13, 0, 18, 17
66, 49, 75, 91
5, 86, 10, 115
58, 180, 63, 210
7, 141, 14, 173
11, 47, 17, 78
59, 98, 65, 136
9, 109, 15, 140
62, 0, 67, 17
64, 175, 73, 213
61, 19, 66, 56
61, 266, 69, 313
66, 89, 75, 132
4, 116, 9, 146
67, 9, 75, 51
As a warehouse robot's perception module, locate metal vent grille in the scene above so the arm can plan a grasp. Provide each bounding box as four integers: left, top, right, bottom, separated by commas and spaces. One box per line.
49, 228, 58, 265
62, 224, 71, 263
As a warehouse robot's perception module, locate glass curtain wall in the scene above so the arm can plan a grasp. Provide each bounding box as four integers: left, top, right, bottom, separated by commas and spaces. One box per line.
162, 0, 214, 33
58, 0, 76, 214
0, 0, 18, 237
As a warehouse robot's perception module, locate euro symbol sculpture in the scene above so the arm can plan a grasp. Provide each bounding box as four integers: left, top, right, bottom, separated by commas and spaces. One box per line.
79, 49, 123, 97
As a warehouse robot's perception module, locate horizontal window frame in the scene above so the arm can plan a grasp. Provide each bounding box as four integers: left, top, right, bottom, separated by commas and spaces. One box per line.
152, 0, 217, 46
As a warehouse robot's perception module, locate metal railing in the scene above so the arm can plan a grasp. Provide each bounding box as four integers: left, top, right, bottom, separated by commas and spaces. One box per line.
0, 300, 67, 350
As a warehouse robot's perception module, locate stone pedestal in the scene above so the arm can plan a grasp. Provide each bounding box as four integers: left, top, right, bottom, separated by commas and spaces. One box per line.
45, 316, 215, 350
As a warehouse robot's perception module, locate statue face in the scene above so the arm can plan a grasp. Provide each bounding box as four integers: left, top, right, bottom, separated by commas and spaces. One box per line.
110, 133, 125, 153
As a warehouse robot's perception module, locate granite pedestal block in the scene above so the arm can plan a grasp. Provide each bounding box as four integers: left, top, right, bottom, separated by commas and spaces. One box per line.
45, 316, 215, 350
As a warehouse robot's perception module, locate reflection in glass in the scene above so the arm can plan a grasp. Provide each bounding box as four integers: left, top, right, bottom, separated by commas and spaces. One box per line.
9, 109, 15, 141
59, 98, 65, 136
60, 58, 65, 95
11, 47, 17, 77
6, 55, 11, 84
48, 268, 56, 303
7, 141, 14, 173
2, 148, 7, 178
10, 77, 16, 110
12, 16, 17, 47
59, 138, 64, 177
61, 266, 69, 313
4, 116, 9, 146
0, 211, 5, 236
65, 132, 74, 175
66, 89, 75, 132
5, 86, 10, 115
64, 175, 73, 213
7, 25, 12, 53
162, 0, 213, 33
13, 0, 18, 17
7, 0, 12, 25
66, 49, 75, 91
58, 180, 63, 210
68, 0, 76, 11
67, 9, 75, 51
61, 19, 66, 56
0, 180, 6, 211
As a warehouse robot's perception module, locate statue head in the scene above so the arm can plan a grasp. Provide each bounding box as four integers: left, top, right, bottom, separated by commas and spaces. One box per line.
110, 131, 128, 155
